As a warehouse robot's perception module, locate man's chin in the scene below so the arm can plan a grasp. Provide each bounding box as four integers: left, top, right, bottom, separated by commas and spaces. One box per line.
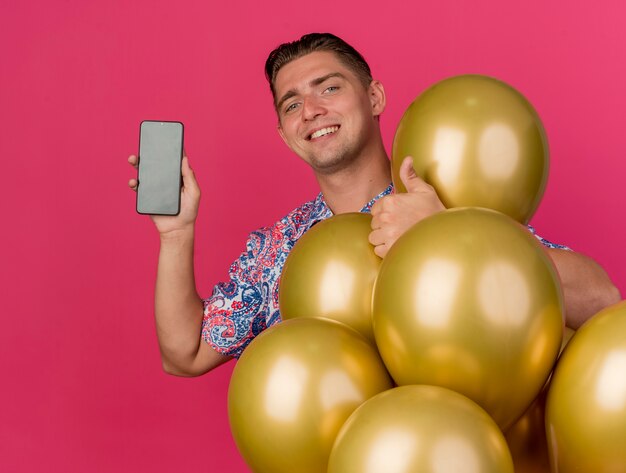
308, 152, 356, 176
310, 159, 348, 175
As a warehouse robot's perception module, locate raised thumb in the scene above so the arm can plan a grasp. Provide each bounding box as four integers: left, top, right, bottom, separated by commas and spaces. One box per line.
399, 156, 423, 193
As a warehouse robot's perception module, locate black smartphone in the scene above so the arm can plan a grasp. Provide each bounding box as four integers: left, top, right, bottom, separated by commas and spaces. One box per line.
136, 120, 184, 215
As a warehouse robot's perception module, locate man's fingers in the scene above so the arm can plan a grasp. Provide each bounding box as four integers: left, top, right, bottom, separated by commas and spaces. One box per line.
368, 228, 385, 246
369, 228, 392, 258
370, 210, 382, 229
181, 155, 194, 180
399, 156, 431, 194
369, 228, 387, 258
128, 154, 139, 192
370, 211, 392, 231
128, 155, 138, 191
370, 199, 382, 216
181, 156, 200, 197
373, 243, 387, 259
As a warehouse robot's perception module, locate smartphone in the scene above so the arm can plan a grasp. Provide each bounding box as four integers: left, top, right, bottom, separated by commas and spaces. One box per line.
136, 120, 184, 215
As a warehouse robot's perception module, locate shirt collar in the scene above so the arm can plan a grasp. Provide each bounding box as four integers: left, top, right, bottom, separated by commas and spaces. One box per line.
313, 182, 394, 216
360, 182, 394, 212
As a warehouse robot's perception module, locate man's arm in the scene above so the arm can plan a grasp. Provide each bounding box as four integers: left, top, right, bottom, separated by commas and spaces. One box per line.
155, 227, 231, 376
546, 248, 621, 329
129, 155, 230, 376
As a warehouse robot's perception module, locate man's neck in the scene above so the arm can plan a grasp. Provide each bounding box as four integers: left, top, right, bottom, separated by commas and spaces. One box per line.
316, 146, 391, 214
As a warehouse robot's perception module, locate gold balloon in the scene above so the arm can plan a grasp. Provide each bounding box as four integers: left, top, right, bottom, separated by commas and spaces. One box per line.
546, 300, 626, 472
279, 213, 381, 343
392, 74, 548, 224
228, 318, 393, 473
328, 385, 514, 473
372, 207, 563, 429
505, 390, 551, 473
504, 327, 575, 473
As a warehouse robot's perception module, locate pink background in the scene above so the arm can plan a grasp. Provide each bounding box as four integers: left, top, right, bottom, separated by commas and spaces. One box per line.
1, 0, 624, 471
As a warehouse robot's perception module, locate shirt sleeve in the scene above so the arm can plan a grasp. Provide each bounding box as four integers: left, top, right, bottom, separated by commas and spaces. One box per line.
527, 224, 571, 250
201, 230, 272, 359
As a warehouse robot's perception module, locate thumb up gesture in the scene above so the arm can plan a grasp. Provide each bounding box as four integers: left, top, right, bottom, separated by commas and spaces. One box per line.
369, 157, 446, 258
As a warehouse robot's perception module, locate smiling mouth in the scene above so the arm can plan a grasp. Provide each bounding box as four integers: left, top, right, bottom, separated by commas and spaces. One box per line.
308, 126, 340, 140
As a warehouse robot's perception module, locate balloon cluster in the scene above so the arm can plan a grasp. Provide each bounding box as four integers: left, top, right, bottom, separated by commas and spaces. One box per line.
227, 75, 626, 473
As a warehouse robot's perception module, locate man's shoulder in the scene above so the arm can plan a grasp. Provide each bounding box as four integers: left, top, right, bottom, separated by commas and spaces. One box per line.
246, 193, 330, 247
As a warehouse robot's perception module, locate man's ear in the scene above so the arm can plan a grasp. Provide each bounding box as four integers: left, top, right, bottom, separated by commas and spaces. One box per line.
369, 80, 386, 117
276, 122, 287, 144
277, 124, 291, 150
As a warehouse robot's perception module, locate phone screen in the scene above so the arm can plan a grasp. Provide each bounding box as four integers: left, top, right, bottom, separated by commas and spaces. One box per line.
136, 121, 184, 215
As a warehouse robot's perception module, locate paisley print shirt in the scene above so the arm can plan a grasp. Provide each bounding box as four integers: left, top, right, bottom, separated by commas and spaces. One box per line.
201, 183, 566, 358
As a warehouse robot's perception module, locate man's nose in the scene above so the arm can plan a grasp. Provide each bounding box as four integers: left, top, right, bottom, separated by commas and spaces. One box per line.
302, 96, 326, 121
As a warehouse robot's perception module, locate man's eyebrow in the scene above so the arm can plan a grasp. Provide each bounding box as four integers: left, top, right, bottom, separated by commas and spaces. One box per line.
276, 72, 347, 111
310, 72, 346, 88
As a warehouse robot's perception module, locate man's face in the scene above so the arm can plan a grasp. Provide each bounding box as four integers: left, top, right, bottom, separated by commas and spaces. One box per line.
274, 51, 385, 175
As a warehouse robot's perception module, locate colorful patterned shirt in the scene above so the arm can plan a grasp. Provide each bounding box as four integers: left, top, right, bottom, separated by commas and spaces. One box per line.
201, 183, 567, 358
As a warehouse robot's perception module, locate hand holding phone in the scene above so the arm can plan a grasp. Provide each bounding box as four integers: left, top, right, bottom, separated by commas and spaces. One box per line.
136, 120, 184, 216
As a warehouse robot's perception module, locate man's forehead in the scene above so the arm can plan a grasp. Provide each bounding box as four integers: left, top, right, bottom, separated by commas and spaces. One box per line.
274, 51, 354, 96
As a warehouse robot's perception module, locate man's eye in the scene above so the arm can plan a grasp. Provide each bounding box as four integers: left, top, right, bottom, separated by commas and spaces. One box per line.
325, 86, 339, 93
285, 102, 299, 113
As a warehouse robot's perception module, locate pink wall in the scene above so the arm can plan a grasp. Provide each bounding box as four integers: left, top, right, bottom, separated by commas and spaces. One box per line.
1, 0, 624, 471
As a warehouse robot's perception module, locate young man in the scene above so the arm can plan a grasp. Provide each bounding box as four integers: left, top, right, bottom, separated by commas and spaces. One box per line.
128, 33, 620, 376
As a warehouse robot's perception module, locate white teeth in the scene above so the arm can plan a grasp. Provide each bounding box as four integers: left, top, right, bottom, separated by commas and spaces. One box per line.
310, 126, 338, 139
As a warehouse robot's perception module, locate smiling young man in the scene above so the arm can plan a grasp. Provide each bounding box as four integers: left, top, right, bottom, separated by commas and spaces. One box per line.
128, 33, 620, 376
274, 49, 392, 214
